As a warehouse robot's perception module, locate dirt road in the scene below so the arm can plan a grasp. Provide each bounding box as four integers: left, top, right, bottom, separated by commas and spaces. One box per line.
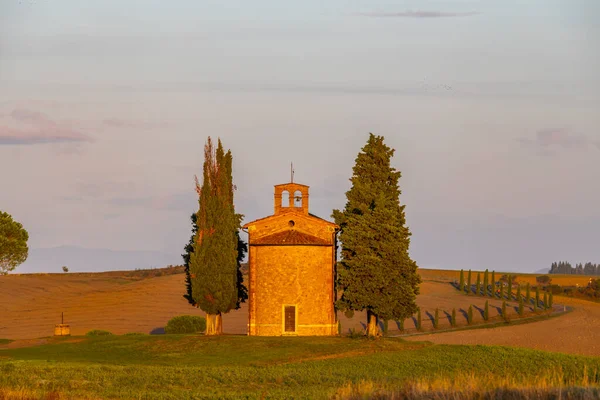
404, 296, 600, 357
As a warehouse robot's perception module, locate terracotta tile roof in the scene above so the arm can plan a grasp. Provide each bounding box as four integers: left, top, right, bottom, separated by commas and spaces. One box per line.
252, 230, 331, 246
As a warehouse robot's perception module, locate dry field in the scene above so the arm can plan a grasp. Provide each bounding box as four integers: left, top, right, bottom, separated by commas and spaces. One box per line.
420, 268, 595, 287
1, 268, 599, 357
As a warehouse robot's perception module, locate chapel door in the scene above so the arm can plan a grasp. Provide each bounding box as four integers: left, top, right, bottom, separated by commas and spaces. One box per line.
284, 305, 296, 333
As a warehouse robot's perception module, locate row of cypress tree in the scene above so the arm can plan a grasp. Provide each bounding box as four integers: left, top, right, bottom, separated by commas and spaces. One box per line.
183, 134, 421, 336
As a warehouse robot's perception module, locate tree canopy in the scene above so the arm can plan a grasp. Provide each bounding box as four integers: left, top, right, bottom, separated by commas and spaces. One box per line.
332, 133, 421, 335
0, 211, 29, 275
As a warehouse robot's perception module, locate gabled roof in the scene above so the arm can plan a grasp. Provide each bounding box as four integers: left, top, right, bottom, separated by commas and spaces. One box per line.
251, 230, 331, 246
242, 211, 338, 229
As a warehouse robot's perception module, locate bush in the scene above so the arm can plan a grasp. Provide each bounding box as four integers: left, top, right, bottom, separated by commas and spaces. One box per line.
536, 275, 552, 285
86, 330, 113, 336
165, 315, 206, 334
123, 332, 146, 336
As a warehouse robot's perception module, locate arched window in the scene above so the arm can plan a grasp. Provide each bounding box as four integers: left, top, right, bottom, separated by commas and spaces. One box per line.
293, 190, 303, 207
281, 190, 290, 207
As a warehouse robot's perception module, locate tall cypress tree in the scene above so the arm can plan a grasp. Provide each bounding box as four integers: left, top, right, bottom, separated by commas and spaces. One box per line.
459, 269, 465, 292
483, 269, 489, 296
491, 271, 496, 297
467, 269, 472, 295
507, 276, 513, 300
333, 134, 421, 337
476, 272, 481, 296
526, 283, 531, 304
187, 137, 247, 335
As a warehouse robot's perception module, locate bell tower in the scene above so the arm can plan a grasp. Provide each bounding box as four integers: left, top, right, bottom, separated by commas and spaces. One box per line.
273, 183, 309, 215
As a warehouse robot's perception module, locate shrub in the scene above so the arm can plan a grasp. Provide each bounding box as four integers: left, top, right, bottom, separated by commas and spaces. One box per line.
165, 315, 206, 334
62, 266, 69, 273
86, 330, 113, 336
467, 305, 473, 325
451, 308, 457, 327
348, 328, 363, 339
123, 332, 146, 336
484, 300, 489, 321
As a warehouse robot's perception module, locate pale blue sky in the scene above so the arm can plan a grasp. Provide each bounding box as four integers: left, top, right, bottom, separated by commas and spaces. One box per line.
1, 0, 599, 272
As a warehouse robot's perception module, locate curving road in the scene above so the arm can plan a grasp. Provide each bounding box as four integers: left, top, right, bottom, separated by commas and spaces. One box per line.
404, 296, 600, 357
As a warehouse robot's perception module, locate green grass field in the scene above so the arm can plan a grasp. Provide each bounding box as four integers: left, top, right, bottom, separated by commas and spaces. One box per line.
1, 335, 600, 399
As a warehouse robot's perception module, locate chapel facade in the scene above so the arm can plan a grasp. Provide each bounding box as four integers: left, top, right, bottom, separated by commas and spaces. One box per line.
242, 182, 340, 336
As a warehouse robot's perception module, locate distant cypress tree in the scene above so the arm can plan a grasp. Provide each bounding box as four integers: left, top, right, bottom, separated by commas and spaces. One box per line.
483, 269, 489, 296
416, 308, 422, 331
507, 276, 513, 300
459, 269, 465, 292
467, 305, 473, 325
476, 272, 481, 296
535, 286, 541, 309
467, 269, 472, 295
433, 308, 439, 329
333, 134, 421, 337
543, 291, 548, 310
516, 285, 522, 302
526, 283, 531, 304
518, 297, 524, 316
484, 300, 489, 321
451, 308, 457, 327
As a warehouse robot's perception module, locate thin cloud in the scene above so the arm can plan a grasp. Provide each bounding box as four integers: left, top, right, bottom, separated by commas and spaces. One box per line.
102, 118, 167, 129
518, 128, 600, 152
0, 108, 92, 145
358, 10, 480, 18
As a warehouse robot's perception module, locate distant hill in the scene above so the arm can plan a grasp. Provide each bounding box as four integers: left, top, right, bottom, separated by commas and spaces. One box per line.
533, 268, 549, 274
16, 245, 181, 274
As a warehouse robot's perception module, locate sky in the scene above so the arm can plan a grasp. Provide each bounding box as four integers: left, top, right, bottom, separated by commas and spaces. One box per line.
1, 0, 599, 273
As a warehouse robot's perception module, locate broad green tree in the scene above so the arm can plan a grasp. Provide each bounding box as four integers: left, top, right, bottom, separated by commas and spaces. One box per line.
0, 211, 29, 275
187, 137, 247, 335
333, 133, 421, 336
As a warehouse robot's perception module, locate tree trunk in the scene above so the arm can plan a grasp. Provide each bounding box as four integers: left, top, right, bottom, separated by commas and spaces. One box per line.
366, 310, 379, 337
205, 313, 223, 335
215, 312, 223, 335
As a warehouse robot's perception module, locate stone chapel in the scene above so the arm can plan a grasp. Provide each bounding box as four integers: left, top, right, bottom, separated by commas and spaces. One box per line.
242, 182, 340, 336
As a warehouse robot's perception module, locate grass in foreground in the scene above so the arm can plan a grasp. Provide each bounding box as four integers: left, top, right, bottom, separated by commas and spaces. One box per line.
1, 335, 599, 399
